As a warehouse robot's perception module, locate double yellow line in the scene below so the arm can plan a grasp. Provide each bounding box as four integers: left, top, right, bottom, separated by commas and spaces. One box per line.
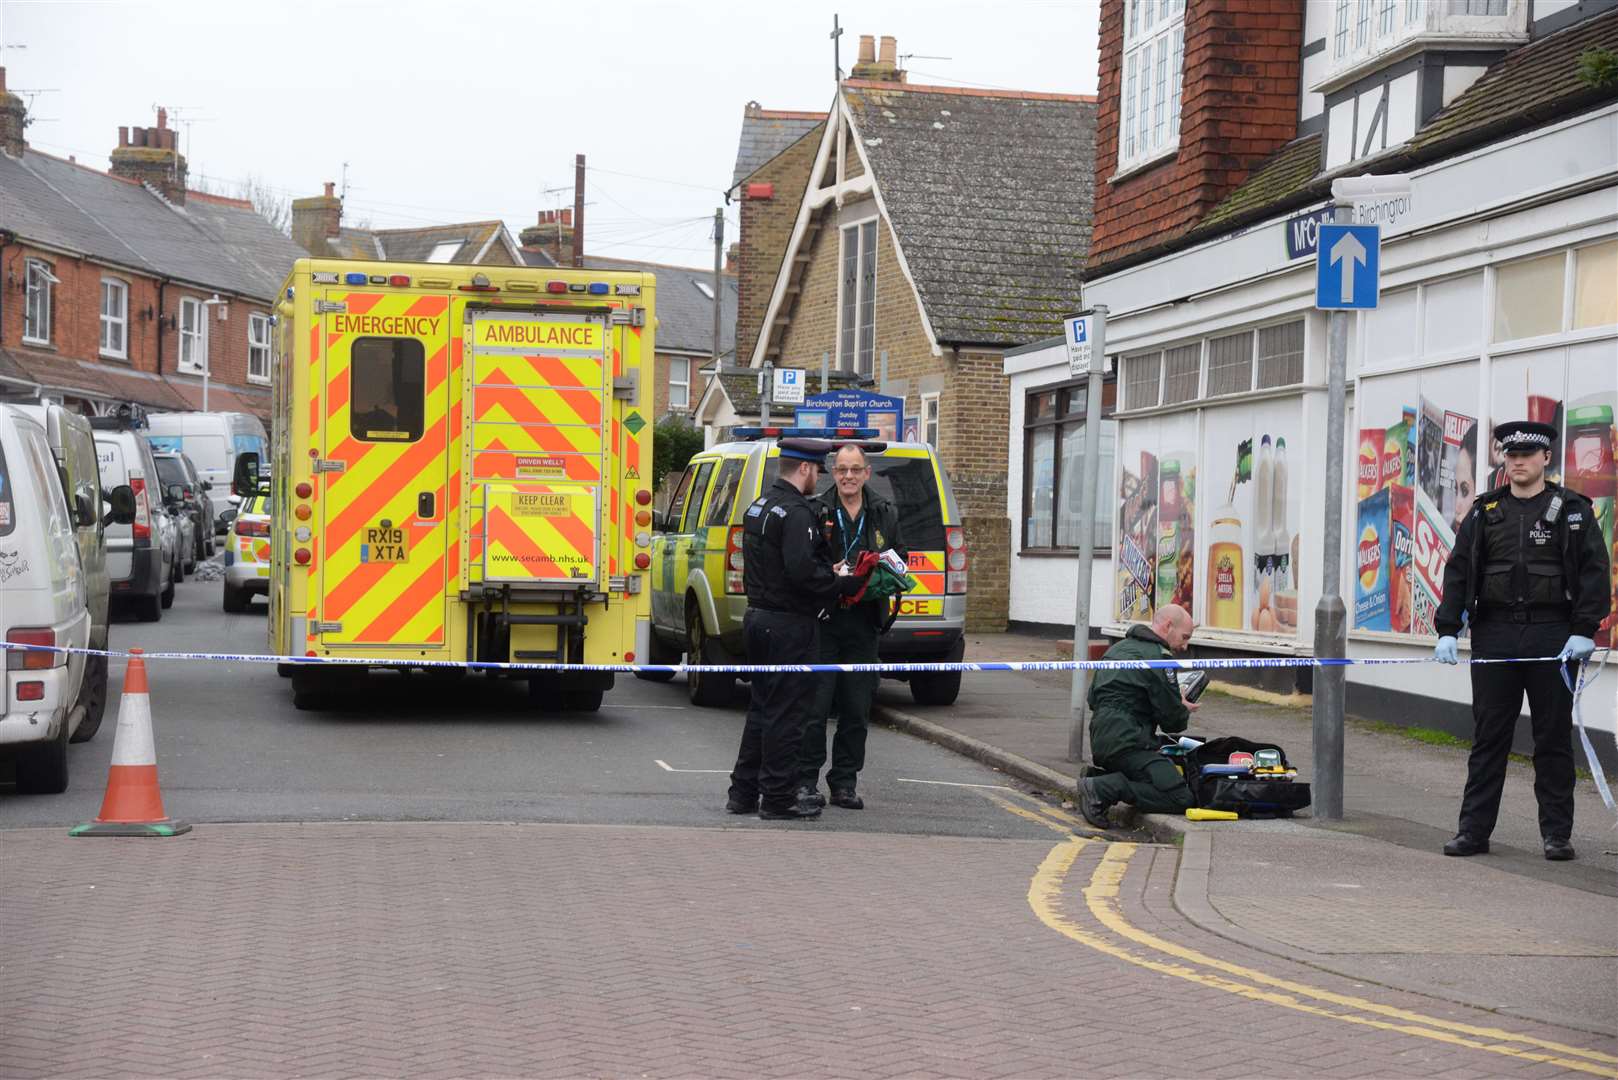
984, 791, 1618, 1077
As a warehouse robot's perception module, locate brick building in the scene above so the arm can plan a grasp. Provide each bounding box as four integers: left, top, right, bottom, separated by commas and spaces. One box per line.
0, 86, 303, 420
1057, 0, 1618, 748
744, 36, 1097, 630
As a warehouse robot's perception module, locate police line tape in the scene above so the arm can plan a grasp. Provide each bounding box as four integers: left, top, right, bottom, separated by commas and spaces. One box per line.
4, 641, 1609, 809
0, 639, 1600, 675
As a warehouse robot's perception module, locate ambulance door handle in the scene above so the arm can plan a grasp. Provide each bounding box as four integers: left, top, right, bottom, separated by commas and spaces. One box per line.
417, 491, 435, 519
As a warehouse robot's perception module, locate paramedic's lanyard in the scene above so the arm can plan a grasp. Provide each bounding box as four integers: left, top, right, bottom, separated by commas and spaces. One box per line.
836, 503, 865, 566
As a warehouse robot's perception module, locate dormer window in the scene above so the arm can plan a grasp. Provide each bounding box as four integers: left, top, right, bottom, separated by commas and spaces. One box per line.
1117, 0, 1185, 175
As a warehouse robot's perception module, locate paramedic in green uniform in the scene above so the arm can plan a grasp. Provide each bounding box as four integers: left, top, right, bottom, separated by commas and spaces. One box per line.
1077, 604, 1199, 829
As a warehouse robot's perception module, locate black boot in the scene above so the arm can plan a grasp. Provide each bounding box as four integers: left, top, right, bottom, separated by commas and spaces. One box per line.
1543, 837, 1576, 861
759, 803, 822, 821
829, 789, 864, 810
796, 785, 826, 809
1077, 777, 1112, 830
1442, 833, 1489, 856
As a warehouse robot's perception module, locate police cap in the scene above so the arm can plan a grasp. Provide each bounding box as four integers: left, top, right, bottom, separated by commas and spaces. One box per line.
1493, 419, 1557, 454
777, 437, 834, 465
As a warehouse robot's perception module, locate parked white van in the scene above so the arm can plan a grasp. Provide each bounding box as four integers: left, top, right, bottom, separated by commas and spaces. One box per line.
1, 404, 134, 793
145, 411, 268, 532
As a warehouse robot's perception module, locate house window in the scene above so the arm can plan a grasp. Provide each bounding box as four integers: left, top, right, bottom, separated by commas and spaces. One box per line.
921, 392, 940, 448
178, 296, 209, 374
1119, 0, 1185, 172
248, 313, 272, 383
23, 259, 55, 345
1355, 0, 1373, 46
100, 278, 129, 359
426, 241, 463, 263
1379, 0, 1396, 33
1335, 0, 1352, 57
838, 219, 877, 375
1023, 380, 1116, 551
668, 356, 691, 410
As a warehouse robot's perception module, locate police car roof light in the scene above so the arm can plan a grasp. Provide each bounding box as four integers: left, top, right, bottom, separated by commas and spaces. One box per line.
732, 426, 880, 441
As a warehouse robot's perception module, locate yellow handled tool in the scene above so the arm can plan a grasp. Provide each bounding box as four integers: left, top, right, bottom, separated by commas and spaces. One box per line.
1185, 808, 1239, 821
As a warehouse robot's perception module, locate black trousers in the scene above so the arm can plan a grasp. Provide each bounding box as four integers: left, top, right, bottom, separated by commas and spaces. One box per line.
799, 609, 879, 792
729, 609, 820, 812
1459, 620, 1576, 842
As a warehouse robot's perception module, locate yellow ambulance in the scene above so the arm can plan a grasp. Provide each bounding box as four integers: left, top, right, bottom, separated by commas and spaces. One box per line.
254, 260, 655, 711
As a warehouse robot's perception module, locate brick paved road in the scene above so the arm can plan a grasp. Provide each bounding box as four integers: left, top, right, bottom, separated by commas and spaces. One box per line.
4, 815, 1615, 1079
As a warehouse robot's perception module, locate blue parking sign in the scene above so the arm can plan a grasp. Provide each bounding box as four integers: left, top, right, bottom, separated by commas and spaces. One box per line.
1315, 224, 1380, 309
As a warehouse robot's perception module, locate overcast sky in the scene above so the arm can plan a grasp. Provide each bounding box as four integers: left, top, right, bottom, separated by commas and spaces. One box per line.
3, 0, 1100, 267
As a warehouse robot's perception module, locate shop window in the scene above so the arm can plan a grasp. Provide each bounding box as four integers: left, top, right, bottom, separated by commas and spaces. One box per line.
1492, 252, 1565, 342
1365, 287, 1416, 368
349, 338, 426, 442
1255, 321, 1305, 389
1124, 352, 1161, 409
100, 278, 128, 359
1206, 332, 1253, 397
248, 313, 272, 383
1023, 379, 1116, 551
1573, 239, 1618, 329
1119, 0, 1184, 171
838, 219, 877, 375
1422, 271, 1483, 356
1162, 344, 1201, 404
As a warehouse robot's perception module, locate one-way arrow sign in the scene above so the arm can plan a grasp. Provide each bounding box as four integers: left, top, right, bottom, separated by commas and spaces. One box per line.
1316, 223, 1380, 310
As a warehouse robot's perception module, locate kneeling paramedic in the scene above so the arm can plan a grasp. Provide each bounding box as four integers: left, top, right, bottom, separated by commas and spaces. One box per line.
1433, 419, 1610, 862
1078, 604, 1199, 829
727, 439, 869, 821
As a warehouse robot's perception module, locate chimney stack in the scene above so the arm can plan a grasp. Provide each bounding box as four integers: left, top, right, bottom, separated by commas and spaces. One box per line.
0, 67, 28, 158
109, 107, 188, 203
850, 33, 904, 83
519, 208, 575, 266
291, 180, 344, 256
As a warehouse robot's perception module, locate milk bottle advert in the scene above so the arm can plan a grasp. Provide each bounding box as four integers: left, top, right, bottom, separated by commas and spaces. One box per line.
1198, 402, 1300, 636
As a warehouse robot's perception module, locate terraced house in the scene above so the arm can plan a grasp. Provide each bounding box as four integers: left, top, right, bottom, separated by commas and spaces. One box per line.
744, 35, 1097, 630
0, 86, 303, 420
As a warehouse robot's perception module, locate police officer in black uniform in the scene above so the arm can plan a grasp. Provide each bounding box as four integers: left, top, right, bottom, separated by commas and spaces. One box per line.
727, 439, 867, 821
1434, 419, 1610, 861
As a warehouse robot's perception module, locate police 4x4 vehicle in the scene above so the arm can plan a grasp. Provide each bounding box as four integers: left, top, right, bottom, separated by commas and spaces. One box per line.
644, 427, 967, 707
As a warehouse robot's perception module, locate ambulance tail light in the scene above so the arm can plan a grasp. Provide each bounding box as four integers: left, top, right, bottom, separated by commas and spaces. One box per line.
634, 552, 651, 570
945, 526, 968, 595
6, 628, 58, 670
237, 518, 270, 538
725, 526, 745, 594
130, 475, 151, 542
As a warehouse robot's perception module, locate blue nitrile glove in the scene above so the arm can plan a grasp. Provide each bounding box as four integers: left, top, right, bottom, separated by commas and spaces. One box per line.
1557, 635, 1596, 662
1435, 636, 1459, 665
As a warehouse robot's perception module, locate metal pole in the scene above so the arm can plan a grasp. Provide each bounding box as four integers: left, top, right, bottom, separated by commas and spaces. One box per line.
572, 154, 585, 268
1068, 305, 1107, 766
711, 208, 724, 369
1312, 202, 1352, 821
820, 351, 830, 393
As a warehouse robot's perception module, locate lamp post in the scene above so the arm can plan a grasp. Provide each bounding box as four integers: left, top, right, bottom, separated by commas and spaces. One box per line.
201, 293, 223, 410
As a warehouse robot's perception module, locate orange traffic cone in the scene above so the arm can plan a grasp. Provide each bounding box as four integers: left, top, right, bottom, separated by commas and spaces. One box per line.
71, 649, 191, 838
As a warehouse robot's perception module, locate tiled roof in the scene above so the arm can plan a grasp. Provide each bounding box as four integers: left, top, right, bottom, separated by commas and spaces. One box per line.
375, 221, 508, 263
1179, 9, 1618, 263
702, 364, 866, 418
841, 81, 1096, 346
583, 257, 736, 356
0, 346, 273, 420
0, 150, 304, 300
730, 105, 827, 191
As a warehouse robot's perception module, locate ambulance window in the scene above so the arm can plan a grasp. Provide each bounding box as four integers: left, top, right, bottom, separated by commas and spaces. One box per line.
704, 459, 746, 527
682, 461, 715, 532
0, 440, 14, 537
350, 338, 425, 442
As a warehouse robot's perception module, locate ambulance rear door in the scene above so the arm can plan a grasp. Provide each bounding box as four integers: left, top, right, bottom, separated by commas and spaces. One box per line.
316, 291, 453, 648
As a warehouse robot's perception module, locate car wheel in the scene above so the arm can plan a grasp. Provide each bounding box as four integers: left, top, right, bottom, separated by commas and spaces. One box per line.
634, 632, 679, 683
686, 607, 734, 708
70, 652, 108, 743
161, 575, 176, 608
136, 591, 162, 622
527, 675, 563, 712
223, 582, 249, 613
15, 718, 69, 795
909, 670, 962, 706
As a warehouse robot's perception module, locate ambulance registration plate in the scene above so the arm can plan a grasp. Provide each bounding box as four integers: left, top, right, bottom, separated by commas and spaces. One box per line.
361, 525, 409, 563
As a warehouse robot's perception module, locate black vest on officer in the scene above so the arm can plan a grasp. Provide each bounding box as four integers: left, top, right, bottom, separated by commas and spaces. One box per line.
740, 478, 844, 618
1477, 487, 1569, 618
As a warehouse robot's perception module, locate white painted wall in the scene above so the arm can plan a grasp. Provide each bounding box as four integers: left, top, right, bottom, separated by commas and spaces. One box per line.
1005, 342, 1115, 629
